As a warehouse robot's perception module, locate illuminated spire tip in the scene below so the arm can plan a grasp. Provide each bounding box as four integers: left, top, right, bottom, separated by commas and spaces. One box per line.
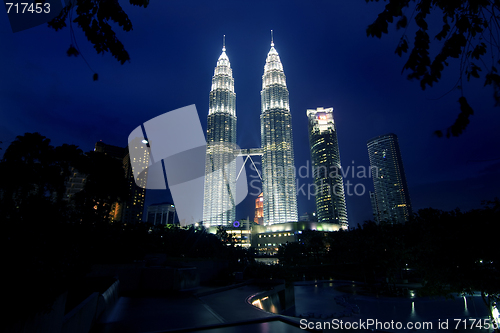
270, 30, 274, 47
223, 35, 226, 52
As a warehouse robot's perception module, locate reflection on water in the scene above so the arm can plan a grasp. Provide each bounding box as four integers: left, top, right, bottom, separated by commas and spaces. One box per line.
294, 282, 491, 332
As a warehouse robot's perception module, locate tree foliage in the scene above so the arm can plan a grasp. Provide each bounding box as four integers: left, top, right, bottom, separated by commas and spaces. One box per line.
0, 133, 84, 222
47, 0, 150, 77
278, 200, 500, 313
1, 133, 247, 325
366, 0, 500, 137
0, 132, 129, 224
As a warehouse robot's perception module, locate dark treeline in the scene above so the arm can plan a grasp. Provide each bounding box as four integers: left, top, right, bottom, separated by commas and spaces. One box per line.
1, 133, 246, 324
0, 132, 128, 224
277, 200, 500, 316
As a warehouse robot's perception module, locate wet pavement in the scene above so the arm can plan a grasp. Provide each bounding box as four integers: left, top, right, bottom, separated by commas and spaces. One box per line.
92, 284, 305, 333
91, 280, 494, 333
293, 281, 492, 332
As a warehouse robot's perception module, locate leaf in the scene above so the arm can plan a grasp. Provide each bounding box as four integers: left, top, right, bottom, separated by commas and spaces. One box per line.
403, 29, 431, 88
471, 43, 487, 60
395, 36, 408, 56
466, 63, 482, 81
455, 16, 470, 33
435, 23, 450, 41
470, 63, 482, 79
484, 72, 500, 87
442, 33, 467, 59
129, 0, 149, 8
366, 10, 396, 38
446, 97, 474, 137
47, 5, 70, 31
67, 45, 79, 57
415, 12, 428, 30
396, 15, 408, 30
484, 70, 500, 105
434, 130, 443, 138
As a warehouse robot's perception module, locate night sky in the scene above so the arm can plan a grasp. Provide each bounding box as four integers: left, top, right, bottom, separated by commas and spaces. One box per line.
1, 1, 499, 227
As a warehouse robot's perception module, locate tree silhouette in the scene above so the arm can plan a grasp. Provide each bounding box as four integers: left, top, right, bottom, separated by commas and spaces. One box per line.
366, 0, 500, 137
0, 132, 128, 224
0, 133, 77, 222
47, 0, 150, 79
411, 202, 500, 325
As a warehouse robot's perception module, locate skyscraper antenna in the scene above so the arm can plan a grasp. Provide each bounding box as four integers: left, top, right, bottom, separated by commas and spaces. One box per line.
223, 35, 226, 51
270, 30, 274, 46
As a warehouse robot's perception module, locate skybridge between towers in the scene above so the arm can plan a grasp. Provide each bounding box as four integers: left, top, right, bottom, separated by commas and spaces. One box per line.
237, 148, 263, 157
236, 148, 262, 181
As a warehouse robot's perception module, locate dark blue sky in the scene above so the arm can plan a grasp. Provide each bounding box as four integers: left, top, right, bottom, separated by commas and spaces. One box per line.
1, 1, 499, 227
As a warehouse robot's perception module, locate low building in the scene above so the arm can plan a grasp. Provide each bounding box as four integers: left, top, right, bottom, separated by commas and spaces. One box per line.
206, 218, 255, 248
202, 219, 342, 255
252, 221, 342, 255
147, 202, 177, 225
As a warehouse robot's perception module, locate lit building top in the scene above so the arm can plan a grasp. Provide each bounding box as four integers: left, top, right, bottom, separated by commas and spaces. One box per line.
263, 44, 284, 78
209, 37, 235, 117
307, 107, 335, 133
261, 36, 289, 112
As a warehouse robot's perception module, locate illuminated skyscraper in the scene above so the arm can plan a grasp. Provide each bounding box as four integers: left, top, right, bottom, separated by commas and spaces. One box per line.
260, 36, 298, 225
203, 39, 237, 227
122, 142, 149, 224
94, 141, 149, 224
367, 133, 412, 224
307, 107, 348, 229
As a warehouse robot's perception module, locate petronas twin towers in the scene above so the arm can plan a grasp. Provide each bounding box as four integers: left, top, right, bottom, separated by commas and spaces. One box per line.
260, 39, 298, 225
203, 36, 298, 227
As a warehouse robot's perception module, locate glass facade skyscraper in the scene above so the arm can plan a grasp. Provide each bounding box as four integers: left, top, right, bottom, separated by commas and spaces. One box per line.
203, 42, 237, 227
307, 107, 348, 229
260, 39, 298, 225
367, 133, 412, 224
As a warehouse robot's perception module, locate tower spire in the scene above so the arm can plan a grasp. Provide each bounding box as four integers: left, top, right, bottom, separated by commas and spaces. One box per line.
270, 30, 274, 47
223, 35, 226, 52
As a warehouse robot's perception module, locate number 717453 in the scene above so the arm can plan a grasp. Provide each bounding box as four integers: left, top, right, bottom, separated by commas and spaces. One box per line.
5, 2, 51, 14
